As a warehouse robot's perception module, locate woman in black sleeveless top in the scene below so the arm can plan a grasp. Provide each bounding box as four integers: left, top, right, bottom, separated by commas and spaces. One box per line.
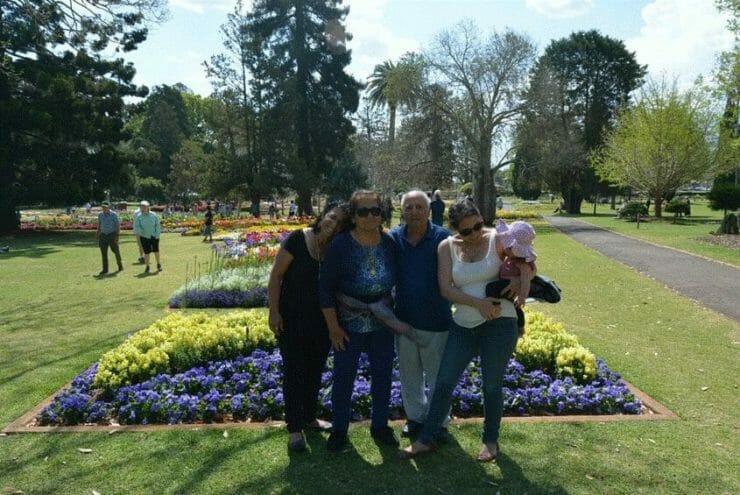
267, 202, 349, 452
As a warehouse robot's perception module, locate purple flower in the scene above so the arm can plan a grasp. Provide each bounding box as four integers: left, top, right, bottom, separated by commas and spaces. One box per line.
37, 352, 641, 426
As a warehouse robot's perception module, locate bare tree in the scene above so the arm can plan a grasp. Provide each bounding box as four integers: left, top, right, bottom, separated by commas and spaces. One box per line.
422, 21, 535, 222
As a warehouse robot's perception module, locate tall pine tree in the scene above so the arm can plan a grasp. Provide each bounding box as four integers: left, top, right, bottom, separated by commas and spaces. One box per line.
246, 0, 362, 215
0, 0, 164, 231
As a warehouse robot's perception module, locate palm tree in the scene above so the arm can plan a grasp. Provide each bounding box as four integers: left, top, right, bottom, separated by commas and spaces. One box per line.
366, 56, 422, 146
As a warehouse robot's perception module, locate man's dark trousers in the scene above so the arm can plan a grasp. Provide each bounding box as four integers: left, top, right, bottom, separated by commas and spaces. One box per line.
99, 233, 123, 272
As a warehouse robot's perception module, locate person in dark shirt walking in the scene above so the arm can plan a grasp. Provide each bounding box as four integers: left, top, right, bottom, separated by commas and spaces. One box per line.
203, 204, 214, 243
96, 201, 123, 276
430, 190, 445, 226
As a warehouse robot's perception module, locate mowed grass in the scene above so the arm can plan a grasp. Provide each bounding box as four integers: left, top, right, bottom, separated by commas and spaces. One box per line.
1, 225, 739, 494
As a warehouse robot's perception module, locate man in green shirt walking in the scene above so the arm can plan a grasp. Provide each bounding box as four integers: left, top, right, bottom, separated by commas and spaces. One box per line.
133, 200, 162, 274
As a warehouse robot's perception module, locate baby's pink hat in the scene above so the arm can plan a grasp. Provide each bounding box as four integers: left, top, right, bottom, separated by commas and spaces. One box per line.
495, 219, 537, 262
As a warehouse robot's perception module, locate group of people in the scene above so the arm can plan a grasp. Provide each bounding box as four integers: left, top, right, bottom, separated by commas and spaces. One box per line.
96, 200, 162, 276
268, 188, 538, 462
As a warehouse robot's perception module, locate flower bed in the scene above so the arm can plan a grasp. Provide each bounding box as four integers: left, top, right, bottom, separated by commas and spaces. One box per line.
17, 212, 309, 233
169, 288, 269, 309
167, 233, 284, 309
168, 261, 272, 309
37, 311, 641, 426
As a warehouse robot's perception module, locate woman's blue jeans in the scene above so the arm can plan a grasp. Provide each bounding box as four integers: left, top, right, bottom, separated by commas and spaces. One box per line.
331, 329, 395, 434
420, 317, 518, 445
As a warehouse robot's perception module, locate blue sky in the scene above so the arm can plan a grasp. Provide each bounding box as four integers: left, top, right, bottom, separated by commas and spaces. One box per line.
122, 0, 734, 97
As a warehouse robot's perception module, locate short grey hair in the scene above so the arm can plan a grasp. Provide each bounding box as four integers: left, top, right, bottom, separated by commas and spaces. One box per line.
400, 189, 431, 209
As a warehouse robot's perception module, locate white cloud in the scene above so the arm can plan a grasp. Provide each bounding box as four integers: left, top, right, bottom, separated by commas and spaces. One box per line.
525, 0, 593, 18
344, 0, 421, 83
626, 0, 734, 86
169, 0, 236, 15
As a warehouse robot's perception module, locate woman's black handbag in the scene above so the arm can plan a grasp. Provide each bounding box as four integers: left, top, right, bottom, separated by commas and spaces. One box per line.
486, 274, 562, 303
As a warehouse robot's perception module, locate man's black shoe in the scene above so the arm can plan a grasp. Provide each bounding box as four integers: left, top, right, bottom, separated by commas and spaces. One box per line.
117, 265, 124, 272
327, 431, 348, 452
370, 426, 400, 447
401, 420, 423, 439
98, 271, 108, 276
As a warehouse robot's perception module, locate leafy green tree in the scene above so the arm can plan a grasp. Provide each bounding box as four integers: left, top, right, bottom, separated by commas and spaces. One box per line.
594, 81, 713, 217
519, 30, 646, 214
366, 54, 423, 146
510, 146, 542, 200
708, 173, 740, 233
204, 1, 275, 213
0, 0, 165, 232
422, 21, 536, 222
168, 139, 214, 204
714, 0, 739, 184
246, 0, 362, 215
323, 148, 369, 201
136, 85, 193, 181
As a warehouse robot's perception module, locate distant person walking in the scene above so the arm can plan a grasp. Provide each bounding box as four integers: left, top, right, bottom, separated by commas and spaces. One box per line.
96, 201, 123, 276
288, 200, 298, 218
203, 205, 214, 243
134, 201, 162, 274
133, 205, 145, 263
430, 190, 445, 226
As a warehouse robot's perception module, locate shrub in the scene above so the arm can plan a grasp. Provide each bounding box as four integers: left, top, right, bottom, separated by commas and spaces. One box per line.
514, 311, 596, 382
617, 201, 648, 221
556, 346, 597, 382
94, 310, 274, 390
665, 199, 690, 218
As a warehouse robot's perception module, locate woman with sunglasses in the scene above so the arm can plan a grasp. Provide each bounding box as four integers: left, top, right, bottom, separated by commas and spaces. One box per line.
400, 199, 519, 462
319, 190, 400, 452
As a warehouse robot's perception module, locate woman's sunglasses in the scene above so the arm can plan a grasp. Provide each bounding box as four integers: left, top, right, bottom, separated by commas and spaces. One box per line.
355, 206, 382, 218
458, 221, 484, 237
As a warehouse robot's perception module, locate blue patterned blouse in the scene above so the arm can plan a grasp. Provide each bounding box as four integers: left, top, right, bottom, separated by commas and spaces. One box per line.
319, 232, 397, 334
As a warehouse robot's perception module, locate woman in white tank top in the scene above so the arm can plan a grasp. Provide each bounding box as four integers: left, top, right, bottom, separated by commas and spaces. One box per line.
400, 199, 520, 463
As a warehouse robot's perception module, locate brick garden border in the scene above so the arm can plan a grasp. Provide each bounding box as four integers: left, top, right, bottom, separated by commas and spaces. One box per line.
2, 379, 676, 434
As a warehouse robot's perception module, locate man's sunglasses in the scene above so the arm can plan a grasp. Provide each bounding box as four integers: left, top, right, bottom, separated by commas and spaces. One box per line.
458, 221, 484, 236
355, 206, 382, 217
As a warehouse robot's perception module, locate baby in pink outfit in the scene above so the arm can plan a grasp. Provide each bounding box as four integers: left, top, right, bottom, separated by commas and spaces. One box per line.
495, 220, 537, 333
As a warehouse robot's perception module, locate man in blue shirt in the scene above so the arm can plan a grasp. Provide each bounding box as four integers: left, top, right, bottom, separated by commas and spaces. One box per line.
390, 189, 452, 441
96, 201, 123, 276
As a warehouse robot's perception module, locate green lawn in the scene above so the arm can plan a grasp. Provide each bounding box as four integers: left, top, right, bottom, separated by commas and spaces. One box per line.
0, 226, 738, 494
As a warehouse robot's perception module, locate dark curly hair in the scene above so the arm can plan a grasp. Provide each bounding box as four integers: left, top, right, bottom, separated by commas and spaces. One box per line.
311, 202, 350, 233
447, 198, 481, 230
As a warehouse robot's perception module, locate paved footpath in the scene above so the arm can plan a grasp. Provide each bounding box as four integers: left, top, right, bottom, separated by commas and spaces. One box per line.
545, 215, 740, 322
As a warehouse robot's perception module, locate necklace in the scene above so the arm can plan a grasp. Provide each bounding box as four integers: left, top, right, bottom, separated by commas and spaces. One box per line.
366, 245, 378, 278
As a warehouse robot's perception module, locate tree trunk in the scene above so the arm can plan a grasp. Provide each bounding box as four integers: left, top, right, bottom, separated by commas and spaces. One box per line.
562, 188, 582, 214
0, 165, 19, 233
250, 192, 261, 217
297, 190, 313, 217
388, 104, 396, 147
653, 195, 663, 218
0, 202, 18, 233
475, 138, 495, 223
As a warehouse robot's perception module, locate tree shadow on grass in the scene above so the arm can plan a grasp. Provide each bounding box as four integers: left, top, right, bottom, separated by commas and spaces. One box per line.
0, 332, 124, 389
0, 232, 94, 259
274, 429, 566, 495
